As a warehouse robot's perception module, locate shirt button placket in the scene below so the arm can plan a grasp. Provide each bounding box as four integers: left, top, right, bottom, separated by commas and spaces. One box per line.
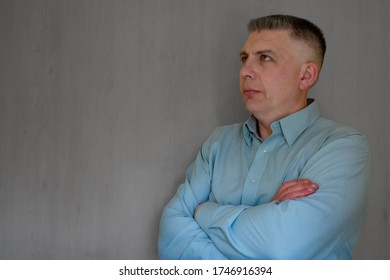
241, 144, 270, 205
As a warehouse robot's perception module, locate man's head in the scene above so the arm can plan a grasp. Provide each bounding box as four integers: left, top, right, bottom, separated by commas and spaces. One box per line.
240, 15, 326, 125
247, 15, 326, 69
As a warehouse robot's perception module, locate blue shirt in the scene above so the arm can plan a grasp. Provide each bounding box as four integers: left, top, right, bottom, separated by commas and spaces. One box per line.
158, 99, 371, 259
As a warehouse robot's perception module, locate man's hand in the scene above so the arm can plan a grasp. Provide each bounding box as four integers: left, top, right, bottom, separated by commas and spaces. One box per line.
194, 202, 206, 219
272, 179, 319, 202
194, 179, 318, 217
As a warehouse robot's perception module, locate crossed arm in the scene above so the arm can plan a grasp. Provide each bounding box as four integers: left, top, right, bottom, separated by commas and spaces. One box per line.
158, 135, 370, 259
194, 179, 318, 218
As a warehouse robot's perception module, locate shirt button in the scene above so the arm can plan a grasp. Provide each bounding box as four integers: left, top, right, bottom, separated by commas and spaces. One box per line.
250, 178, 256, 183
263, 148, 268, 153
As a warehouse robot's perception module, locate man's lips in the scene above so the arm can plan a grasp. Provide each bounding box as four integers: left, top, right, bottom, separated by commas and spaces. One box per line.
242, 88, 261, 97
243, 88, 259, 93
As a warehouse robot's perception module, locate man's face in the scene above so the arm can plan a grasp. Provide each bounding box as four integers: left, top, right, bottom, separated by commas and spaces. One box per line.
239, 30, 308, 122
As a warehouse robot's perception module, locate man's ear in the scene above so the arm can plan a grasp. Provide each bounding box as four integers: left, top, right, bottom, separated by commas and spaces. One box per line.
299, 62, 319, 91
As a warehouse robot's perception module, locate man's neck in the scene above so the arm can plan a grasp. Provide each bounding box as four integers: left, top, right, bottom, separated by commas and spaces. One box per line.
256, 98, 310, 141
258, 122, 273, 141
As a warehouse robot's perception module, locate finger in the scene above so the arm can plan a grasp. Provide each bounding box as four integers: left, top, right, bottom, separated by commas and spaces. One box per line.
193, 202, 206, 218
281, 182, 318, 199
279, 184, 318, 202
277, 180, 313, 197
273, 181, 319, 202
273, 179, 315, 200
279, 179, 311, 190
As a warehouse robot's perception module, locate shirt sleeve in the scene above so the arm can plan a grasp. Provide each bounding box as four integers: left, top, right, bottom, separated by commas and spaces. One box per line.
195, 134, 371, 259
158, 138, 227, 260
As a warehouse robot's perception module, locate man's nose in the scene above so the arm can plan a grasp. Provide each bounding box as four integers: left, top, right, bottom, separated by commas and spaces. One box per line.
240, 61, 255, 79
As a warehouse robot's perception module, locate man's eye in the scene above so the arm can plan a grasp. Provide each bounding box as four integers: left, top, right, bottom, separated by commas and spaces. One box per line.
240, 56, 248, 63
261, 55, 271, 61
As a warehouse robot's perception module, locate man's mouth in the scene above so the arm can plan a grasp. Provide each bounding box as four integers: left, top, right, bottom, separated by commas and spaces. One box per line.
242, 88, 261, 97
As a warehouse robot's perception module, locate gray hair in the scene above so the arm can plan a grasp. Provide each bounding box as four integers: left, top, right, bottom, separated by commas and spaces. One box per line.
248, 15, 326, 67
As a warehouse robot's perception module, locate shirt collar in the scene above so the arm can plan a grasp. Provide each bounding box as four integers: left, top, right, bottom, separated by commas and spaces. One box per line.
243, 99, 321, 147
244, 115, 259, 146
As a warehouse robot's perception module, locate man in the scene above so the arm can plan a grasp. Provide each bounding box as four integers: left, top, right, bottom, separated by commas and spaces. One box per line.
158, 15, 371, 259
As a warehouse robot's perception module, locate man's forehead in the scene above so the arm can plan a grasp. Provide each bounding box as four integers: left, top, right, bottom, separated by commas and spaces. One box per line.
241, 29, 304, 55
243, 30, 292, 48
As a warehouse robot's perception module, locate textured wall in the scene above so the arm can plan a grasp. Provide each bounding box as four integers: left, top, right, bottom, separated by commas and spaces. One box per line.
0, 0, 388, 259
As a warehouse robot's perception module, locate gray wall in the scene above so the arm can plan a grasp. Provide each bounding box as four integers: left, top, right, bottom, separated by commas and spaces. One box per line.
0, 0, 388, 259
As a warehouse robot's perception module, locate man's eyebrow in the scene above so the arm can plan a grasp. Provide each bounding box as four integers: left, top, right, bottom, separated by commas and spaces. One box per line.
239, 51, 248, 57
239, 49, 274, 57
